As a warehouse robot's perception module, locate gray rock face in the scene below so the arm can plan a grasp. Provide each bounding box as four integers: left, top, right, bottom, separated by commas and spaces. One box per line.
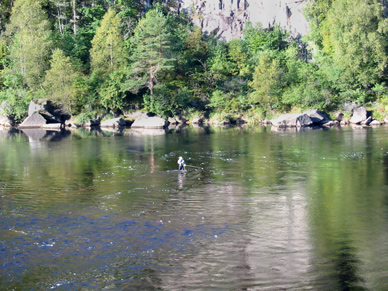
28, 99, 69, 123
100, 117, 126, 128
19, 112, 47, 128
350, 106, 368, 124
180, 0, 308, 41
303, 109, 330, 125
270, 113, 313, 127
131, 116, 167, 128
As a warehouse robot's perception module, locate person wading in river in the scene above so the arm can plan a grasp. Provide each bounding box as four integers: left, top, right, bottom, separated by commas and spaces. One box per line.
177, 156, 186, 171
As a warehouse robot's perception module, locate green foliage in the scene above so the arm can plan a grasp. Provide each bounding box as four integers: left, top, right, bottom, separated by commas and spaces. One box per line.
76, 111, 97, 124
90, 8, 126, 75
1, 0, 388, 123
99, 69, 127, 112
249, 51, 285, 110
207, 39, 236, 83
126, 8, 175, 97
6, 0, 53, 89
143, 84, 191, 117
244, 22, 289, 55
228, 38, 250, 76
0, 87, 32, 121
43, 48, 81, 114
326, 0, 388, 88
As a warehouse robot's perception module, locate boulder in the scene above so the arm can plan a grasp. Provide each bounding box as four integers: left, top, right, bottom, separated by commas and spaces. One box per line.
100, 117, 126, 128
42, 123, 62, 129
131, 116, 167, 128
303, 109, 330, 124
322, 120, 335, 127
28, 99, 69, 123
192, 117, 203, 124
0, 116, 12, 127
350, 106, 367, 124
65, 119, 80, 129
124, 111, 148, 120
361, 116, 372, 126
270, 113, 313, 127
19, 112, 47, 128
175, 116, 187, 124
28, 99, 45, 116
370, 119, 382, 126
168, 117, 178, 125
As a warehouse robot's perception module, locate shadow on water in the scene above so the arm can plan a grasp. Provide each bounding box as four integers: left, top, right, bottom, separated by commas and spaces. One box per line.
333, 238, 366, 291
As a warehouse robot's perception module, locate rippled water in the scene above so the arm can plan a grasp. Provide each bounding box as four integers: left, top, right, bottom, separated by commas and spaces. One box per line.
1, 126, 388, 290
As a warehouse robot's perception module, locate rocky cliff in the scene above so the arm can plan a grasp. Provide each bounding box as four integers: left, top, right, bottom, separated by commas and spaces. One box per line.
178, 0, 308, 41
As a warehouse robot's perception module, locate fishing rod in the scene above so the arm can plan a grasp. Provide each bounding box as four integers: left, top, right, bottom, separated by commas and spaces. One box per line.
185, 165, 203, 169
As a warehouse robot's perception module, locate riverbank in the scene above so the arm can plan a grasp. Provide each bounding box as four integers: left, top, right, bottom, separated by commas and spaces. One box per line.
1, 99, 387, 131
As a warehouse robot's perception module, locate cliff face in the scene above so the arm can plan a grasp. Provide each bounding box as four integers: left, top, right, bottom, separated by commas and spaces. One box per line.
179, 0, 308, 41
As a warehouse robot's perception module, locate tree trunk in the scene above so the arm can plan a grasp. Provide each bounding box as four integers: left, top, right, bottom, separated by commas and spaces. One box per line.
72, 0, 77, 35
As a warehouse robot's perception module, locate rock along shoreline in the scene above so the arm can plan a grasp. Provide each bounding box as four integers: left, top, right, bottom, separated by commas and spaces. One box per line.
0, 100, 386, 131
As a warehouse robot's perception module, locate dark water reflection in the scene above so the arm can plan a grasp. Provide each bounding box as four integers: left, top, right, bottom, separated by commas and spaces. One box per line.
1, 125, 388, 290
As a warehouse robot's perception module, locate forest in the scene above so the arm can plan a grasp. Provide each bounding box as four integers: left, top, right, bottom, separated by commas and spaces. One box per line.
1, 0, 388, 124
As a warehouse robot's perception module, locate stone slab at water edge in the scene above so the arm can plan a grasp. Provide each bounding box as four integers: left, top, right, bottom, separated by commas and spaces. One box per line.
270, 114, 313, 128
131, 116, 168, 128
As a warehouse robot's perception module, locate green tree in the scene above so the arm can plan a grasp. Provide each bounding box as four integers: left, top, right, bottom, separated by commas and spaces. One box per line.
228, 38, 250, 76
90, 8, 126, 75
325, 0, 388, 89
243, 22, 289, 55
43, 48, 81, 114
249, 52, 285, 110
6, 0, 53, 89
126, 8, 175, 97
305, 0, 334, 48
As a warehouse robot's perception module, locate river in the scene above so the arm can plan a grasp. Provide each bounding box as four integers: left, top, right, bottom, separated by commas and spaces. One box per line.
1, 125, 388, 290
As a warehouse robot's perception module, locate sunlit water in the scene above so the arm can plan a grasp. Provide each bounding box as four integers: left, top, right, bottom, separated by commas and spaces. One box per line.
1, 125, 388, 290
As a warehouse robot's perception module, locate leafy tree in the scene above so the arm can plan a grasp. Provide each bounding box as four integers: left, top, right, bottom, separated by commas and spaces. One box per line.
6, 0, 53, 89
228, 38, 250, 76
207, 39, 236, 84
43, 48, 81, 114
90, 8, 126, 75
98, 69, 128, 112
304, 0, 334, 48
249, 51, 285, 111
243, 22, 289, 55
183, 26, 208, 67
126, 8, 175, 97
325, 0, 388, 89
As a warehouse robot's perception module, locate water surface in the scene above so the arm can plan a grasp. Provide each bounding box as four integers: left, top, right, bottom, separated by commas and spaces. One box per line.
1, 125, 388, 290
